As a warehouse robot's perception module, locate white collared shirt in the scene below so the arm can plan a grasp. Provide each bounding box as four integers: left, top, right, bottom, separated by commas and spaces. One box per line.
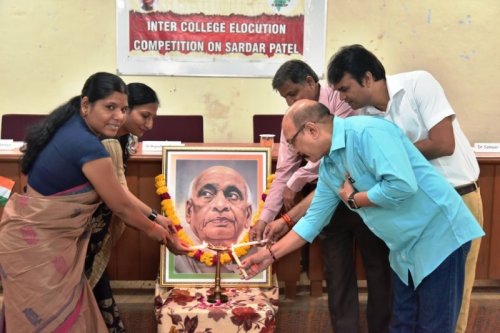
359, 70, 479, 187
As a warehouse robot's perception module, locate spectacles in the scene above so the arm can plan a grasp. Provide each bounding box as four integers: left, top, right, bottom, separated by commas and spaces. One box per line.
287, 123, 306, 149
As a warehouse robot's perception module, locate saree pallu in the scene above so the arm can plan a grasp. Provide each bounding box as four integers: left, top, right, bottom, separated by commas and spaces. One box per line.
0, 190, 108, 333
84, 139, 127, 332
86, 139, 127, 290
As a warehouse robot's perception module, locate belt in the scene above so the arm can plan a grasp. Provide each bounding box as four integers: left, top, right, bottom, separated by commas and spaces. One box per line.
455, 181, 479, 196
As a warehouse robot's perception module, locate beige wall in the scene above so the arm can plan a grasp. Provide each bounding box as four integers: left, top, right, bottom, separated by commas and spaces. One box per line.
1, 1, 499, 143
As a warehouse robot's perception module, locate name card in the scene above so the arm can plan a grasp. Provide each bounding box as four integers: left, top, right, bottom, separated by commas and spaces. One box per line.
142, 140, 184, 152
474, 143, 500, 153
0, 139, 18, 150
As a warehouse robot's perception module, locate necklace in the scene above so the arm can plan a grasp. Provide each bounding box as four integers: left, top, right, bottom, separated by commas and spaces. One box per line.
155, 173, 274, 266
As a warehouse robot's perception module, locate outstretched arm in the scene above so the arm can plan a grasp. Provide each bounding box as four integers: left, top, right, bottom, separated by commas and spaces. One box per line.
83, 158, 169, 244
241, 230, 307, 278
263, 190, 314, 242
125, 190, 190, 255
101, 138, 189, 254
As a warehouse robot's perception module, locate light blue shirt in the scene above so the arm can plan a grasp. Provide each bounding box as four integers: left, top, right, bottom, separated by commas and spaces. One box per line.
294, 116, 484, 287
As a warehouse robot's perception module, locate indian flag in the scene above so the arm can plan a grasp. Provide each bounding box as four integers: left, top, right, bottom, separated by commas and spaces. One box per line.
0, 176, 15, 207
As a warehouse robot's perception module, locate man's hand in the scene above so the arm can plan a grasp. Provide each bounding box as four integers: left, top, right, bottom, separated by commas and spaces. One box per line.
251, 219, 267, 241
240, 247, 274, 279
282, 187, 302, 211
263, 219, 289, 242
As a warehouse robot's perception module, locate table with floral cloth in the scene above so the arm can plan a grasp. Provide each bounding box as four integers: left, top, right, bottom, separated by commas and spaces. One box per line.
155, 283, 279, 333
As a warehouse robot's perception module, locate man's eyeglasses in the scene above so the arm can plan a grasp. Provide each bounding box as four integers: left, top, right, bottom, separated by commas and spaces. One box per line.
287, 123, 306, 149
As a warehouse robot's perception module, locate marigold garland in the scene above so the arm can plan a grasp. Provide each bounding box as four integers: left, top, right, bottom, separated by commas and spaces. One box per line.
155, 173, 275, 267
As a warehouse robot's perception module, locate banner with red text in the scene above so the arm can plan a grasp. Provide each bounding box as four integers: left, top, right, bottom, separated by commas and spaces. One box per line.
116, 0, 326, 77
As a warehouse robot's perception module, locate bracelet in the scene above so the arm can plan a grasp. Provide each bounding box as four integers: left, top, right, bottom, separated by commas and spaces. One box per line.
281, 213, 294, 230
148, 209, 158, 222
267, 246, 277, 262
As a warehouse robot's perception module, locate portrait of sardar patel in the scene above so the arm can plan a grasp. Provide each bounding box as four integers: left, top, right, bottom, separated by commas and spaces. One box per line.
174, 164, 258, 274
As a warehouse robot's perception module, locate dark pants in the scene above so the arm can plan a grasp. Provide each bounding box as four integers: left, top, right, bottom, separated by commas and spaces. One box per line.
318, 202, 392, 333
390, 242, 470, 333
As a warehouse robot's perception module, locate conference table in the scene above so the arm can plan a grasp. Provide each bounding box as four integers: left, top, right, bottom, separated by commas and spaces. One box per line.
1, 143, 499, 293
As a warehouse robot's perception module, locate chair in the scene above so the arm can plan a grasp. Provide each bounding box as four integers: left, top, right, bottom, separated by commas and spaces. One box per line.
252, 114, 283, 143
140, 115, 204, 142
1, 114, 47, 141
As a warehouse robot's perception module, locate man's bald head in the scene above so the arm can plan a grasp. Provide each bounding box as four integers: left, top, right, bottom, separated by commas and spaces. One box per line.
185, 165, 253, 246
282, 99, 333, 163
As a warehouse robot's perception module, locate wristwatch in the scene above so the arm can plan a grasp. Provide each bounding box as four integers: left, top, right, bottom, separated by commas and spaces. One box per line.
347, 191, 359, 209
148, 209, 159, 221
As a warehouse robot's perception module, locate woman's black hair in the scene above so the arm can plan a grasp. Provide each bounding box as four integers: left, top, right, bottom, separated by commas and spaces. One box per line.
127, 82, 160, 109
21, 72, 128, 174
120, 82, 160, 164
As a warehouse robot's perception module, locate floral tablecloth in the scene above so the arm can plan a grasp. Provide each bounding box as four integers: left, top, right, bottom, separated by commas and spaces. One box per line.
155, 282, 279, 333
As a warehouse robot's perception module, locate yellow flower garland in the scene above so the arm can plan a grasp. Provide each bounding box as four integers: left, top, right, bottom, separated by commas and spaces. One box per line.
155, 173, 275, 266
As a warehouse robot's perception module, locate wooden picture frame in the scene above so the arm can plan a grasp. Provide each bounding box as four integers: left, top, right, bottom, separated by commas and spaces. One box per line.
159, 146, 272, 287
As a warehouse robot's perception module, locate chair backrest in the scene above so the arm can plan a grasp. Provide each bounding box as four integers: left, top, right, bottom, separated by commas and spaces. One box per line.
252, 114, 283, 143
1, 114, 47, 141
140, 115, 204, 142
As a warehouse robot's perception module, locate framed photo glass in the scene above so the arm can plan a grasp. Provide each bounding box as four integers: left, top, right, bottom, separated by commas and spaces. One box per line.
159, 146, 272, 287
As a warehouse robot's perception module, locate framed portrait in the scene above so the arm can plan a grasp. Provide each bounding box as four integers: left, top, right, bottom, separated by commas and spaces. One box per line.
159, 146, 273, 287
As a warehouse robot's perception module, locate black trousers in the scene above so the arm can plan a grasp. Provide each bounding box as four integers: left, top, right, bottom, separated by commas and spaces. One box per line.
318, 202, 392, 333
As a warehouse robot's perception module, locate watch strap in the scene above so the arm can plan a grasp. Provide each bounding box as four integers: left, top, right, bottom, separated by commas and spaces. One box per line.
347, 191, 359, 209
148, 209, 158, 221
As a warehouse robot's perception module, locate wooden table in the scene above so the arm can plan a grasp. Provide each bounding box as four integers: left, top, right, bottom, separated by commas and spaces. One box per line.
1, 145, 499, 293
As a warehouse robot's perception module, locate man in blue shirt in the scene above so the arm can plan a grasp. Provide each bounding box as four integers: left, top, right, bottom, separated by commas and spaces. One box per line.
327, 44, 483, 333
242, 99, 484, 333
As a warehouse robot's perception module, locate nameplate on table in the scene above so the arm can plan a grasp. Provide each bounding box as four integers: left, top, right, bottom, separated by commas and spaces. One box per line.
142, 141, 185, 152
0, 140, 23, 151
473, 143, 500, 153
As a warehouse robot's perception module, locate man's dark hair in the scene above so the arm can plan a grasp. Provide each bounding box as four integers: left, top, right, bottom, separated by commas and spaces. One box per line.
272, 59, 319, 90
327, 44, 386, 86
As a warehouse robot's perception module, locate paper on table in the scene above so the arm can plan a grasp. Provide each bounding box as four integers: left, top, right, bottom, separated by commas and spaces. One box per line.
473, 143, 500, 153
142, 141, 185, 152
0, 140, 23, 151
